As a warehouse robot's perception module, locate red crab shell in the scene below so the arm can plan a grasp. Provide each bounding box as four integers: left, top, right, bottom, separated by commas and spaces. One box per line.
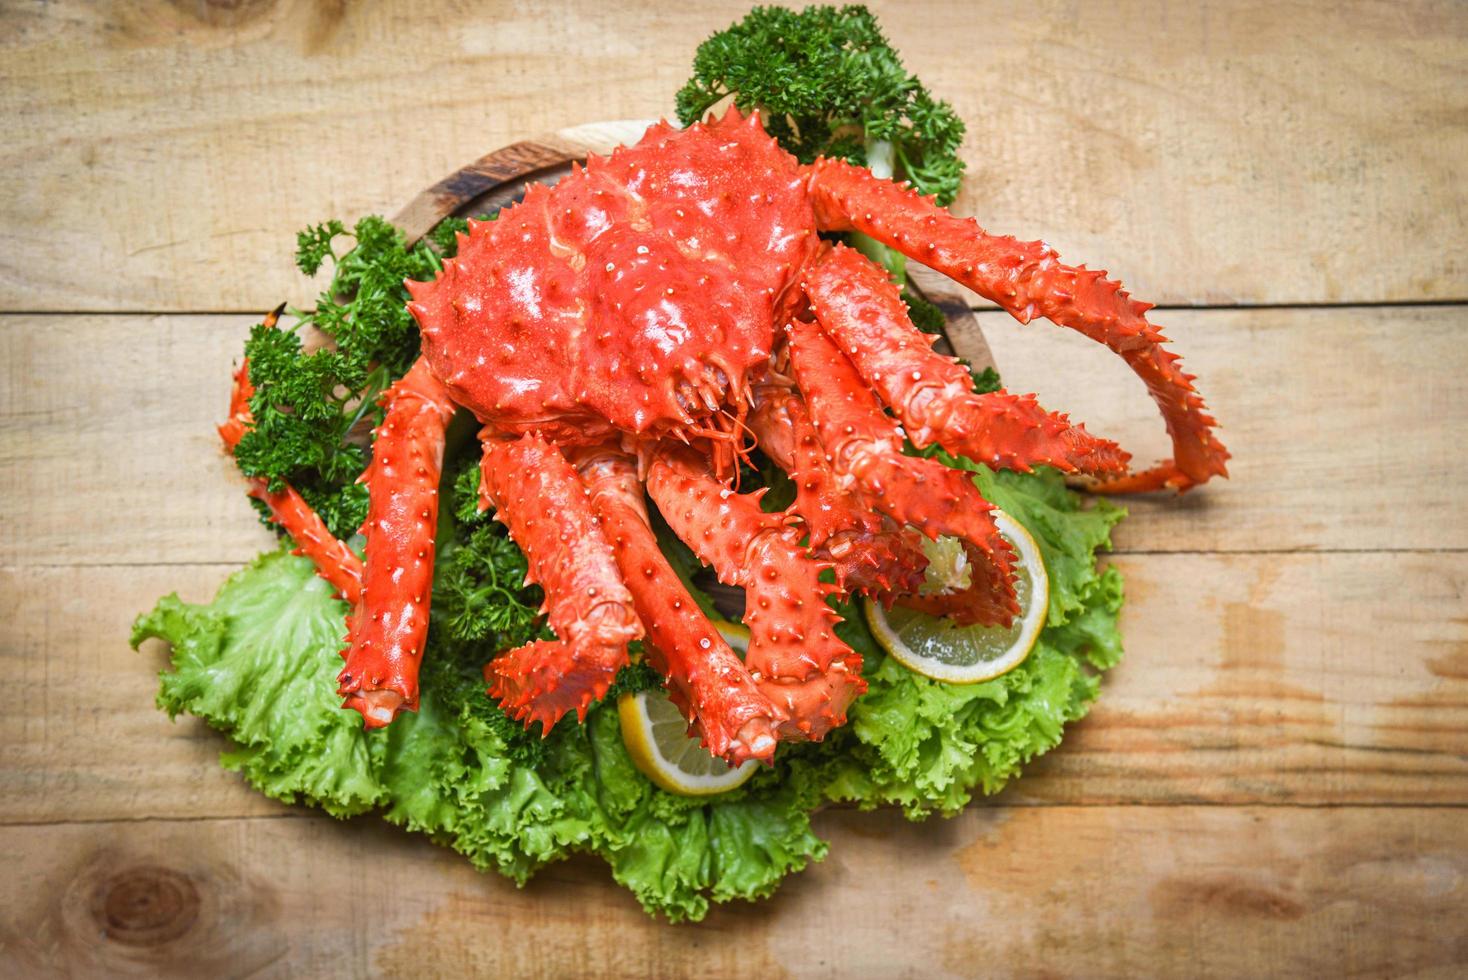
407, 114, 820, 444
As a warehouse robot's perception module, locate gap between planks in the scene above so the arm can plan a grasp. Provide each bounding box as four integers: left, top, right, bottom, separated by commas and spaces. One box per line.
7, 798, 1468, 831
10, 524, 1466, 815
8, 546, 1468, 571
5, 0, 1466, 317
4, 299, 1467, 318
7, 304, 1466, 559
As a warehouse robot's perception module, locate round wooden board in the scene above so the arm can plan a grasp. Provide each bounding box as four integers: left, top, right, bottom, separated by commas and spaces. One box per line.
390, 120, 993, 368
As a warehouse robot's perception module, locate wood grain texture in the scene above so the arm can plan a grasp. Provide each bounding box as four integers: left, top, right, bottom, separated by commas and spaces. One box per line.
2, 807, 1463, 977
4, 550, 1463, 823
389, 134, 592, 245
2, 0, 1465, 312
3, 2, 1467, 972
3, 305, 1462, 569
962, 303, 1468, 552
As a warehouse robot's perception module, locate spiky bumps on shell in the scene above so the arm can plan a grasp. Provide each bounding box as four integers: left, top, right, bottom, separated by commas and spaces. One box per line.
786, 318, 1019, 628
406, 109, 821, 448
479, 434, 643, 730
573, 446, 784, 763
748, 385, 929, 598
804, 244, 1129, 477
337, 359, 458, 726
236, 108, 1226, 748
647, 446, 865, 741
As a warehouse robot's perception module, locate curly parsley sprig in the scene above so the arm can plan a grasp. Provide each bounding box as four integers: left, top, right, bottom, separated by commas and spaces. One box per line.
676, 4, 966, 206
232, 215, 467, 539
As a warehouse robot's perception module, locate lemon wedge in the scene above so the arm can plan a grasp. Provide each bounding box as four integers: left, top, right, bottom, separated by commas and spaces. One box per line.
864, 510, 1049, 684
617, 620, 758, 796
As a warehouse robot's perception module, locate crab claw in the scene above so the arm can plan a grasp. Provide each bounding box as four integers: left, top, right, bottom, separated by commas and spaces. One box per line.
749, 385, 929, 599
647, 445, 866, 742
786, 318, 1019, 627
478, 433, 642, 733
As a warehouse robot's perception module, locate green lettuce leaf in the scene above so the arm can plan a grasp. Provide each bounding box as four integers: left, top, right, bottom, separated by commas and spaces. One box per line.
131, 552, 382, 817
132, 549, 828, 921
821, 466, 1125, 817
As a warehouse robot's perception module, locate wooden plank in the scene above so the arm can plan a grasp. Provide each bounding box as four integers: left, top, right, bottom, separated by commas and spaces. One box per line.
2, 1, 1464, 312
0, 315, 265, 568
0, 563, 285, 824
3, 305, 1463, 567
1019, 551, 1468, 806
4, 551, 1464, 823
1, 806, 1463, 977
959, 304, 1468, 553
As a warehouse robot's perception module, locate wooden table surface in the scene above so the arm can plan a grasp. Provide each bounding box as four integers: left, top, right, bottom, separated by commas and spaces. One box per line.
3, 1, 1466, 976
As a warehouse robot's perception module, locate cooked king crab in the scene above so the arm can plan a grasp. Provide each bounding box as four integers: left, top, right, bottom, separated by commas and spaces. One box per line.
219, 108, 1227, 765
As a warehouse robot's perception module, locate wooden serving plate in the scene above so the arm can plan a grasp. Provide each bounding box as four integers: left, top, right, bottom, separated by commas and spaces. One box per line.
390, 120, 994, 368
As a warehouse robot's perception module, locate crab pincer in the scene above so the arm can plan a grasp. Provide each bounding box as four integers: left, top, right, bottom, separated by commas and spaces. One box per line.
479, 434, 643, 732
786, 318, 1020, 628
573, 446, 783, 763
749, 384, 929, 599
647, 445, 865, 741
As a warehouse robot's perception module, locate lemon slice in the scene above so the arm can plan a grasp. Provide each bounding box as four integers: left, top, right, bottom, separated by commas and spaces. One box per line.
865, 510, 1049, 684
617, 620, 758, 795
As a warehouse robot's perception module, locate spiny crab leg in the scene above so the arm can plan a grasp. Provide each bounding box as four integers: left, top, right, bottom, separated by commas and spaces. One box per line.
646, 445, 865, 742
337, 357, 458, 727
480, 434, 643, 733
572, 446, 783, 764
786, 318, 1019, 627
803, 244, 1129, 477
748, 384, 929, 599
220, 353, 363, 604
807, 159, 1229, 492
749, 383, 875, 550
